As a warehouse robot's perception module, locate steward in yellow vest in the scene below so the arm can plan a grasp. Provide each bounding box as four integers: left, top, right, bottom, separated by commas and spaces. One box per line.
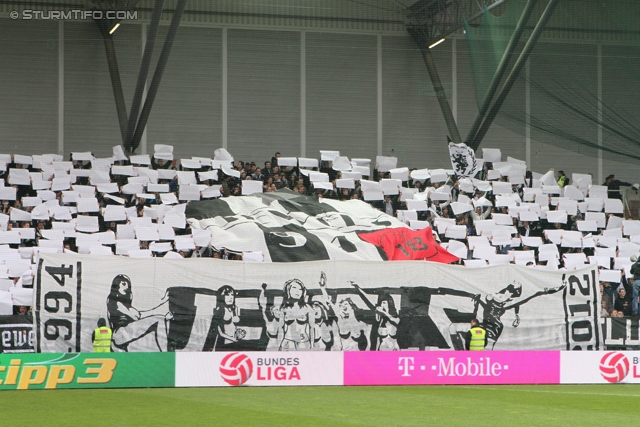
465, 319, 487, 351
92, 318, 112, 352
557, 171, 569, 188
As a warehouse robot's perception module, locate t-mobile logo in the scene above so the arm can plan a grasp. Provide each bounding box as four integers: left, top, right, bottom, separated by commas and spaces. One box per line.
398, 357, 415, 377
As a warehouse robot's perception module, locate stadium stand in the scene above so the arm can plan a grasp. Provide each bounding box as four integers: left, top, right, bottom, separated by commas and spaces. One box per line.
0, 145, 638, 326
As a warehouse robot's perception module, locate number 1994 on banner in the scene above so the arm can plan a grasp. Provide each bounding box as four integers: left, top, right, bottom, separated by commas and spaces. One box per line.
37, 261, 82, 353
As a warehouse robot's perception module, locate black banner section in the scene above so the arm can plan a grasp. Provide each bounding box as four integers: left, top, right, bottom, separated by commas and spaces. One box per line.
0, 316, 34, 353
602, 317, 640, 349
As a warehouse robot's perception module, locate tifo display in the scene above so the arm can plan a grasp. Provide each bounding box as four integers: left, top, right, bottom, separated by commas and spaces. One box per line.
0, 146, 638, 392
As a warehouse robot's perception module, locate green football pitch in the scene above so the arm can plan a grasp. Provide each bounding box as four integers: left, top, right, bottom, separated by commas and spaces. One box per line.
3, 384, 639, 426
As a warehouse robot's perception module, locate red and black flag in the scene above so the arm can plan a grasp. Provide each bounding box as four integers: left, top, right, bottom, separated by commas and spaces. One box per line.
358, 226, 459, 263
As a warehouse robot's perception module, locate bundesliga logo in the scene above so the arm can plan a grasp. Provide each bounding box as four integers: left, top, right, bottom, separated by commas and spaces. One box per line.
220, 353, 253, 386
599, 352, 630, 383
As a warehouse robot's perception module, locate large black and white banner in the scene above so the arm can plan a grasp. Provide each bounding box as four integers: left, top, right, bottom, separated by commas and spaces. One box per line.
186, 191, 408, 262
35, 254, 601, 353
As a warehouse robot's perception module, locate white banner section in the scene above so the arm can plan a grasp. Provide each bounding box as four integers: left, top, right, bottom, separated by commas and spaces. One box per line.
35, 254, 601, 353
176, 351, 343, 387
561, 351, 640, 384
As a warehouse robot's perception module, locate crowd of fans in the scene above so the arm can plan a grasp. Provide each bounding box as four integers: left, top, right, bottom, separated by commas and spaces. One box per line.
0, 146, 639, 321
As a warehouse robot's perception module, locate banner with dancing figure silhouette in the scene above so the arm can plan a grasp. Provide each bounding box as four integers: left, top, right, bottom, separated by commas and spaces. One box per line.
35, 254, 601, 353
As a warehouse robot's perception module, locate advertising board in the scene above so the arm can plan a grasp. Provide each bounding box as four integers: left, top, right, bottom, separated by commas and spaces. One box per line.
176, 351, 343, 387
344, 351, 560, 385
0, 352, 174, 390
561, 351, 640, 384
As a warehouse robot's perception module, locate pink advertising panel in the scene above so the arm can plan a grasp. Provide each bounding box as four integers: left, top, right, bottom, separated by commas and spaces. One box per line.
344, 351, 560, 386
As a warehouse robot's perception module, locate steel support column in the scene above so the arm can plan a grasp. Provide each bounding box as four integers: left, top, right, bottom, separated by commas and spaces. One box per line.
469, 0, 560, 150
130, 0, 188, 151
125, 0, 165, 152
411, 29, 462, 143
465, 0, 538, 144
103, 35, 129, 144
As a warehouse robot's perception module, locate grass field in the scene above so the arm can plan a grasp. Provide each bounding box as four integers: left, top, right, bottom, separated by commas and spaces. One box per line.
3, 384, 639, 426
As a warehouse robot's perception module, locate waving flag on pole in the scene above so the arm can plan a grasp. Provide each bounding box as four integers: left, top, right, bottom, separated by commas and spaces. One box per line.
448, 141, 479, 178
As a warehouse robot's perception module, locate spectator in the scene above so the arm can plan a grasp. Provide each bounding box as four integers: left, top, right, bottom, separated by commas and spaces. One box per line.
601, 282, 613, 312
383, 195, 395, 216
468, 206, 491, 224
273, 173, 285, 190
15, 305, 31, 316
151, 156, 172, 170
601, 300, 610, 317
252, 167, 264, 182
557, 170, 569, 188
603, 174, 632, 200
631, 255, 640, 315
263, 161, 273, 179
271, 152, 280, 167
614, 288, 632, 317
